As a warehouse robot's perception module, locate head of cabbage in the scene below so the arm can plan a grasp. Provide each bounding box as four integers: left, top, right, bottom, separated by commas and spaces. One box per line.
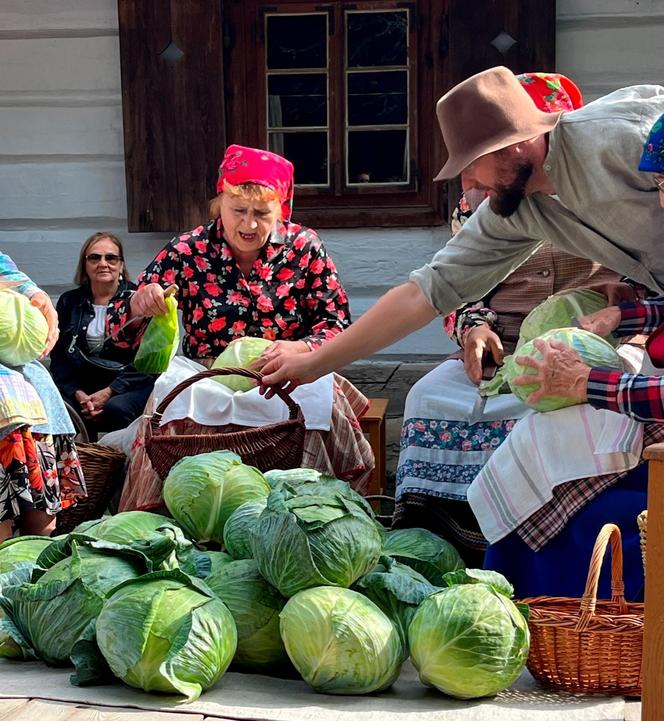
518, 289, 617, 348
383, 528, 464, 585
504, 327, 623, 411
4, 542, 143, 666
280, 586, 403, 694
408, 583, 529, 699
480, 289, 617, 398
163, 450, 270, 544
223, 499, 267, 560
204, 558, 289, 670
53, 510, 194, 572
95, 569, 237, 701
0, 536, 53, 574
212, 337, 274, 391
252, 480, 384, 597
0, 563, 38, 660
0, 289, 48, 366
353, 555, 439, 656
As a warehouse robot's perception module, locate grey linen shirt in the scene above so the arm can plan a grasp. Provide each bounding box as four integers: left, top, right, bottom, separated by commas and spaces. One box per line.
411, 85, 664, 315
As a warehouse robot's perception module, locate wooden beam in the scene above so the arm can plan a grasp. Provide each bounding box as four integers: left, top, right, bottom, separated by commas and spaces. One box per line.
641, 442, 664, 721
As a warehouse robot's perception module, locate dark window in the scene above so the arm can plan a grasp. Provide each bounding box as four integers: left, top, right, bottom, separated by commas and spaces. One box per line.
225, 0, 447, 228
118, 0, 555, 232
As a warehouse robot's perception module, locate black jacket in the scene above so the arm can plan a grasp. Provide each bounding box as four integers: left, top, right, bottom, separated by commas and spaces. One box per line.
50, 281, 155, 398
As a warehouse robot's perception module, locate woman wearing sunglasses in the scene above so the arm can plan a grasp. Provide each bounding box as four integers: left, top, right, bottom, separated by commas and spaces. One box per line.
50, 232, 155, 435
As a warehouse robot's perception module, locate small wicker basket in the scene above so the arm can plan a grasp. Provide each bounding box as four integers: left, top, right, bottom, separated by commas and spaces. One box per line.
521, 523, 643, 696
56, 442, 127, 534
637, 510, 648, 574
145, 367, 305, 480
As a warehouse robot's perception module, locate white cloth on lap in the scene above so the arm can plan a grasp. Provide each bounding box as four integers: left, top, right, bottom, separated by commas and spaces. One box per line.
152, 356, 334, 431
467, 404, 644, 544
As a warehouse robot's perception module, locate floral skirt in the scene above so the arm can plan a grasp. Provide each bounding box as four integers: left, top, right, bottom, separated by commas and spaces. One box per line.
0, 428, 86, 523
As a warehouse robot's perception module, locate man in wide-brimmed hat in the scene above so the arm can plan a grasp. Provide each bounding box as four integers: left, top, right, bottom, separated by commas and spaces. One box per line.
261, 66, 664, 390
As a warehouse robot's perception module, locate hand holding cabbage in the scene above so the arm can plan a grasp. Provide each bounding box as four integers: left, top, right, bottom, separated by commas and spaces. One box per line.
511, 337, 592, 406
576, 304, 621, 337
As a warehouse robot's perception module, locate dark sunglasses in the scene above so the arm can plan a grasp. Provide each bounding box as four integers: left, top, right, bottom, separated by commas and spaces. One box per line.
86, 253, 122, 265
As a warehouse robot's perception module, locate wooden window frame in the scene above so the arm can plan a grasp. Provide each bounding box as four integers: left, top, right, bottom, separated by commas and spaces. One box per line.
224, 0, 447, 228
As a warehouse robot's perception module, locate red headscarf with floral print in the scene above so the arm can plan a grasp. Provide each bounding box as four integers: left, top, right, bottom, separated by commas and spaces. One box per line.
216, 144, 295, 221
516, 72, 583, 113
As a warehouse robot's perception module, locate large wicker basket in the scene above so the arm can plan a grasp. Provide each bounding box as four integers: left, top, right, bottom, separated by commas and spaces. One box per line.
56, 442, 127, 534
521, 523, 644, 696
145, 367, 305, 480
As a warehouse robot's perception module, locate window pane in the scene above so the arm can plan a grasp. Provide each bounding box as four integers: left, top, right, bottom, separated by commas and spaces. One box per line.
347, 71, 407, 126
269, 132, 328, 186
347, 130, 408, 184
267, 15, 327, 70
347, 11, 407, 68
268, 74, 327, 128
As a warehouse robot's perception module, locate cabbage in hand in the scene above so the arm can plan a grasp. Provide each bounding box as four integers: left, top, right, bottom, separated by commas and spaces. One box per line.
0, 289, 48, 366
504, 327, 623, 411
212, 337, 274, 391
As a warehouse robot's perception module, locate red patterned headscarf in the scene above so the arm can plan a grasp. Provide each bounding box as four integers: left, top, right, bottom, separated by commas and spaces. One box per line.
516, 72, 583, 113
216, 144, 295, 221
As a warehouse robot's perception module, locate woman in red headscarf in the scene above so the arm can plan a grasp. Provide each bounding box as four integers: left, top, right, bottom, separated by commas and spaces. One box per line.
106, 144, 373, 511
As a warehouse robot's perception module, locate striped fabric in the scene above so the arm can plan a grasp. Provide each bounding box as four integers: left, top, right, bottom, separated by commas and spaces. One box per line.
468, 404, 644, 545
517, 421, 664, 550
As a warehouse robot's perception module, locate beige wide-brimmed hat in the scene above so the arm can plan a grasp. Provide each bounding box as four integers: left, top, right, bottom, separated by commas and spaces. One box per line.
434, 66, 564, 181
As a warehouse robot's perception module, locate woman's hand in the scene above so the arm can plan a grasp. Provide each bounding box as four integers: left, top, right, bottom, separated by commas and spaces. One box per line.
259, 349, 326, 397
511, 339, 591, 405
577, 305, 621, 337
463, 324, 504, 385
253, 340, 310, 370
129, 283, 169, 319
30, 291, 59, 357
76, 387, 112, 419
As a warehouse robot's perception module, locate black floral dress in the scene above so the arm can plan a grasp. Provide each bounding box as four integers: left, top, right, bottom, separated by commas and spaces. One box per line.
107, 219, 351, 357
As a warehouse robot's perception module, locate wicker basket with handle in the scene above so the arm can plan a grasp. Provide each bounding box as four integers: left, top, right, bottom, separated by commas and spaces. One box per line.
56, 442, 127, 534
521, 523, 643, 696
145, 367, 305, 480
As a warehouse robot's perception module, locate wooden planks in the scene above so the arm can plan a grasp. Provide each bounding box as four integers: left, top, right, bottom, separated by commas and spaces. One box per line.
0, 698, 208, 720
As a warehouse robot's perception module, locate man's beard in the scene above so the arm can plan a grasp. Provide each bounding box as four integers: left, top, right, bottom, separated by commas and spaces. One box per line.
489, 161, 533, 217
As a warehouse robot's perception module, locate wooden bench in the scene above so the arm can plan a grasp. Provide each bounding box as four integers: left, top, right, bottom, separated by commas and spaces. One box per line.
360, 398, 388, 496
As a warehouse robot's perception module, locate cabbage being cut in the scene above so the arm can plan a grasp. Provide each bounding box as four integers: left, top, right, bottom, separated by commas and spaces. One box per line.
211, 337, 274, 391
480, 289, 617, 397
517, 288, 617, 348
504, 327, 623, 411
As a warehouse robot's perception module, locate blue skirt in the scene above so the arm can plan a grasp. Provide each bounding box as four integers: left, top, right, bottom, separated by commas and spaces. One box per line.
483, 462, 648, 601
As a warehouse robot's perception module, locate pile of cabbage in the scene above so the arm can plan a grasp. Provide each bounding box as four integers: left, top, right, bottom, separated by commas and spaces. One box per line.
0, 451, 530, 703
480, 289, 624, 411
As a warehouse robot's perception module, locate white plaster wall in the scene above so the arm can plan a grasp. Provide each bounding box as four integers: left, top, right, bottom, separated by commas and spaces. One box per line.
1, 0, 662, 356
